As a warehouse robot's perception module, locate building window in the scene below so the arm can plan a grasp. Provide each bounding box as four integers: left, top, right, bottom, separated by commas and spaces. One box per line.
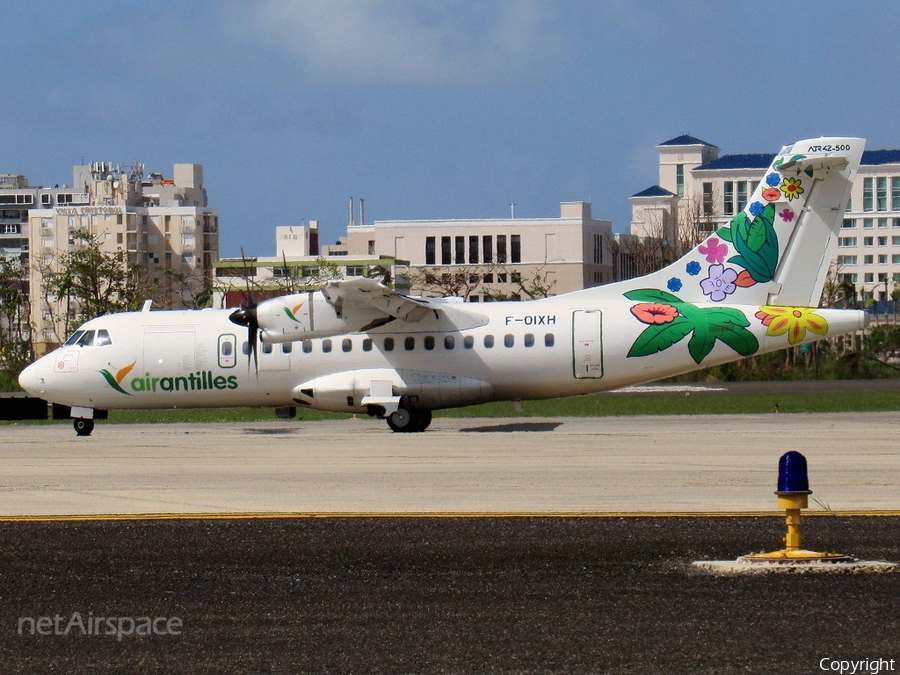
455, 236, 465, 264
841, 219, 855, 229
864, 237, 874, 247
724, 182, 734, 215
676, 164, 684, 197
483, 235, 493, 263
864, 178, 874, 212
737, 181, 749, 213
879, 218, 890, 228
837, 255, 857, 265
878, 255, 888, 264
878, 177, 888, 211
469, 235, 479, 264
497, 235, 507, 263
865, 273, 875, 283
441, 236, 451, 265
878, 237, 888, 246
702, 182, 714, 216
510, 234, 521, 263
864, 255, 874, 264
838, 237, 856, 247
893, 177, 900, 211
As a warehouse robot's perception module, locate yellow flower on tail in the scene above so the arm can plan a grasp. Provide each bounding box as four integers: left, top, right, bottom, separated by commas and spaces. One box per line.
755, 306, 828, 345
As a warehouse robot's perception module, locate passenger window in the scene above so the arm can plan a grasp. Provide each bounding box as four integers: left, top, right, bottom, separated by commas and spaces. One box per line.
484, 335, 494, 348
464, 336, 474, 349
95, 329, 112, 346
405, 336, 415, 351
545, 333, 555, 347
424, 336, 435, 350
282, 342, 292, 354
504, 334, 514, 348
342, 338, 352, 352
322, 339, 332, 353
384, 337, 394, 352
262, 342, 273, 354
222, 340, 233, 356
242, 341, 250, 355
444, 335, 455, 350
363, 338, 373, 352
302, 340, 312, 353
76, 330, 95, 347
524, 333, 534, 348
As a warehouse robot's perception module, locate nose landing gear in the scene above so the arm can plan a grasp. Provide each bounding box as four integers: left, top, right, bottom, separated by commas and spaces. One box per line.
73, 418, 95, 436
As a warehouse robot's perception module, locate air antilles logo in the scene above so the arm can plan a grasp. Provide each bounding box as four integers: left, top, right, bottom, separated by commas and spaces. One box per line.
100, 361, 136, 395
101, 361, 239, 395
283, 302, 304, 322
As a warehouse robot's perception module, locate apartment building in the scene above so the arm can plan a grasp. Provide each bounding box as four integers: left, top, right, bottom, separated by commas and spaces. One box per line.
631, 135, 900, 306
25, 161, 218, 353
326, 201, 616, 300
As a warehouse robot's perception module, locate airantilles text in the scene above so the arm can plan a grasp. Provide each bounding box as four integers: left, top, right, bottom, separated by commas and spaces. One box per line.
131, 370, 238, 393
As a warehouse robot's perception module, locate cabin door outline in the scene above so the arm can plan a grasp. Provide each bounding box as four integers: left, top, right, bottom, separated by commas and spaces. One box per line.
572, 309, 603, 379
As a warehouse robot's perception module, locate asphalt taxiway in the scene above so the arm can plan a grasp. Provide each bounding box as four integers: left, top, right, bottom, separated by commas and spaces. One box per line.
3, 413, 898, 673
3, 412, 900, 516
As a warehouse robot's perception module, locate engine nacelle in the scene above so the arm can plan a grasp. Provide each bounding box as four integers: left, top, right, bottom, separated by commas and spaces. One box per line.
256, 291, 386, 343
292, 369, 493, 414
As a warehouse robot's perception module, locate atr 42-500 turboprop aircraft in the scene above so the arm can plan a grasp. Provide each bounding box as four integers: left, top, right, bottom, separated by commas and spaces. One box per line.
19, 138, 867, 435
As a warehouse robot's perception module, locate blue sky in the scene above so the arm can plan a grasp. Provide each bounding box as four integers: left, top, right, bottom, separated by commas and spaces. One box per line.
6, 1, 900, 257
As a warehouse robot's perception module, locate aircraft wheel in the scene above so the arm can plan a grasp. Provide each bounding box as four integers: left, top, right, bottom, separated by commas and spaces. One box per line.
74, 418, 94, 437
386, 407, 412, 432
410, 409, 432, 432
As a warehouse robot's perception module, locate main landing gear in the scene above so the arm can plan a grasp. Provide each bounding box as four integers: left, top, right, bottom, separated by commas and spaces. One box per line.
73, 418, 95, 436
386, 406, 432, 433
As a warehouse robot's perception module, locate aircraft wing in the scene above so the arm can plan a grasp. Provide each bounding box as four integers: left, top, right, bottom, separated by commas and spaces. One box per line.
321, 277, 436, 323
254, 277, 487, 343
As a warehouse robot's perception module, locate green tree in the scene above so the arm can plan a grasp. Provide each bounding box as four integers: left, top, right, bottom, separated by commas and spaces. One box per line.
40, 229, 142, 341
0, 256, 33, 390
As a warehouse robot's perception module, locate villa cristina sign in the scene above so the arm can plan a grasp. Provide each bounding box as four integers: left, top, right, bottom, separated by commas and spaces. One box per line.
56, 206, 123, 216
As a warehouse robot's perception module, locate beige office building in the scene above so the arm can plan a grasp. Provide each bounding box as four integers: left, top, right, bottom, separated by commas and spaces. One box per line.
27, 162, 218, 353
327, 201, 616, 300
632, 135, 900, 307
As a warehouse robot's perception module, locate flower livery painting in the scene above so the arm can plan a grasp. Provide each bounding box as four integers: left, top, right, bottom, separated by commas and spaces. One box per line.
625, 289, 759, 364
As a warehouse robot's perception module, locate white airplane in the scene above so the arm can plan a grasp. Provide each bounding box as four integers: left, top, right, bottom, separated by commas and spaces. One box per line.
20, 137, 867, 435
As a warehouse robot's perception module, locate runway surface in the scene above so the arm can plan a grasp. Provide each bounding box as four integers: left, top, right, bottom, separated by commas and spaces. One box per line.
1, 516, 898, 674
3, 413, 899, 673
3, 412, 900, 516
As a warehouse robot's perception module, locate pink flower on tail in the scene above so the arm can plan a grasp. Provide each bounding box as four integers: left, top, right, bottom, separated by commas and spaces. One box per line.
698, 237, 727, 264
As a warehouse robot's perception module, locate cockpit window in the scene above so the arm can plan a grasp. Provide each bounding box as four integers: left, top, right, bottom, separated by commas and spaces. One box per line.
64, 330, 85, 347
95, 329, 112, 347
75, 330, 95, 347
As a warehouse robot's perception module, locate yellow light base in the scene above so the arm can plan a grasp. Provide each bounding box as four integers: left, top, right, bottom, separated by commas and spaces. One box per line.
738, 549, 856, 564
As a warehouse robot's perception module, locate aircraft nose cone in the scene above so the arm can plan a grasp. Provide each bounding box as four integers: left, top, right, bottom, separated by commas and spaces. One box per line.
18, 362, 38, 395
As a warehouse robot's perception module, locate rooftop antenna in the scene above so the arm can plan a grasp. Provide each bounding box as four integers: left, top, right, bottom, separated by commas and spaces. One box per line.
360, 197, 364, 226
349, 197, 355, 227
510, 203, 516, 220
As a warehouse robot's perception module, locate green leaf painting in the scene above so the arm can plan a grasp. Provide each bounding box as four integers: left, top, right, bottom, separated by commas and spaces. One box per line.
715, 203, 779, 283
627, 293, 759, 364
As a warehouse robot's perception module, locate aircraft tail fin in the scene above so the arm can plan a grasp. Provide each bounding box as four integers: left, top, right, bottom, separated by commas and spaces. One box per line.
580, 137, 865, 307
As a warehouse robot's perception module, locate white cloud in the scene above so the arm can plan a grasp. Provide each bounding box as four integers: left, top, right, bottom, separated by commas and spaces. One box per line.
232, 0, 565, 85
